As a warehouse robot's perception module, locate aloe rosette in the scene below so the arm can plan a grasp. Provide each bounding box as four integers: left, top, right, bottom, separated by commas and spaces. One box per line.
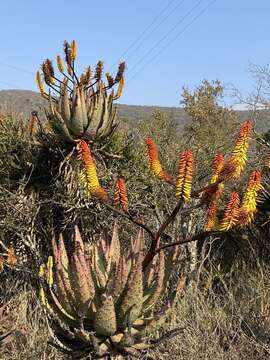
40, 224, 181, 358
37, 40, 125, 144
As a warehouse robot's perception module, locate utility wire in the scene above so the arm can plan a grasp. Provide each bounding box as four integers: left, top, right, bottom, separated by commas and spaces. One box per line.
118, 0, 186, 65
126, 0, 204, 77
126, 0, 218, 84
0, 61, 34, 75
110, 0, 180, 69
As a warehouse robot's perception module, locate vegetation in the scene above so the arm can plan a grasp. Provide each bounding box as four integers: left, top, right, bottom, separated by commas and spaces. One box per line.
1, 41, 270, 359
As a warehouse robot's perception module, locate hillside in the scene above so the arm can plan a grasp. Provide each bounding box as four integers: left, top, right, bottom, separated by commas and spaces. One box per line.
0, 89, 269, 133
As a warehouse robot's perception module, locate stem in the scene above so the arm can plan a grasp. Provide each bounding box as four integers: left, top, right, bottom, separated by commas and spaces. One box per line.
101, 201, 156, 240
155, 230, 220, 253
142, 201, 203, 270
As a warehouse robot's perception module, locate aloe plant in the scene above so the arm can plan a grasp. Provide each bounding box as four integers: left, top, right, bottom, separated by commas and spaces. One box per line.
40, 224, 182, 358
36, 40, 125, 144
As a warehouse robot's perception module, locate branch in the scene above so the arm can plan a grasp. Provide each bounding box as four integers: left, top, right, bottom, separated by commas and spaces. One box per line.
101, 201, 155, 240
155, 230, 221, 253
142, 201, 203, 270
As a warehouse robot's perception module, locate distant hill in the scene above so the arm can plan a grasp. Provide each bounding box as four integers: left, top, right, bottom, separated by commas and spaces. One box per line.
0, 89, 269, 133
0, 90, 189, 126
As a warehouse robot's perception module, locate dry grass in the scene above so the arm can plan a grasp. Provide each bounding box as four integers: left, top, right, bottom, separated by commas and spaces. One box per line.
0, 262, 269, 359
148, 262, 270, 360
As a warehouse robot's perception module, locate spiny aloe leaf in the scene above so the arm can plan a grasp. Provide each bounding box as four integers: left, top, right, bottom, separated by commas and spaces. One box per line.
44, 285, 79, 328
79, 88, 88, 129
70, 87, 84, 136
94, 295, 117, 336
60, 79, 71, 125
69, 253, 95, 316
131, 228, 144, 258
143, 250, 165, 312
118, 252, 143, 328
107, 255, 129, 302
91, 244, 108, 290
74, 226, 95, 291
57, 234, 77, 313
107, 223, 121, 273
86, 86, 104, 135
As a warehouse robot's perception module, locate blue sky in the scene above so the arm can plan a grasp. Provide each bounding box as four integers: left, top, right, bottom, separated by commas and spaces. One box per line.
0, 0, 269, 106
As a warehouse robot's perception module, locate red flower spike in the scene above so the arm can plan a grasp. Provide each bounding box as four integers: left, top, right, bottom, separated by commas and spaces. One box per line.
145, 137, 172, 183
114, 177, 128, 210
77, 140, 108, 202
175, 150, 193, 203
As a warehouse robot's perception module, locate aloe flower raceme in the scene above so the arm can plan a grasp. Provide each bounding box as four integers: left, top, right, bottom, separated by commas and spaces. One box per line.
175, 150, 193, 203
205, 200, 218, 231
231, 120, 252, 177
240, 170, 262, 225
114, 177, 128, 210
39, 224, 182, 358
36, 40, 125, 144
218, 192, 240, 232
211, 153, 225, 184
77, 140, 108, 201
146, 137, 172, 183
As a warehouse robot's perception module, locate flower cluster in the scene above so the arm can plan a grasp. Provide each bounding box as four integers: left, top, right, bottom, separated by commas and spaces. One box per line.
114, 177, 128, 210
145, 138, 172, 183
77, 140, 108, 201
175, 150, 193, 203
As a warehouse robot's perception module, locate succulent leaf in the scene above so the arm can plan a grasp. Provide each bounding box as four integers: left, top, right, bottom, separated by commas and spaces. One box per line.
94, 295, 117, 336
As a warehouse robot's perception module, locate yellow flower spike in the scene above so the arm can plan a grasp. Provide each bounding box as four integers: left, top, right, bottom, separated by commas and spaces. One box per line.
57, 55, 64, 73
231, 120, 252, 177
70, 40, 77, 61
145, 137, 172, 183
175, 150, 193, 203
205, 200, 218, 231
85, 65, 91, 83
47, 256, 54, 288
114, 77, 124, 100
218, 192, 240, 232
241, 169, 262, 224
95, 60, 103, 80
77, 140, 108, 202
36, 70, 47, 98
39, 264, 47, 306
211, 153, 224, 184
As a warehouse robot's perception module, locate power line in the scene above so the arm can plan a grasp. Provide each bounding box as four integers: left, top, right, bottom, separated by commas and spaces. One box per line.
110, 0, 180, 69
119, 0, 186, 64
0, 61, 34, 75
0, 80, 24, 89
126, 0, 218, 84
126, 0, 204, 77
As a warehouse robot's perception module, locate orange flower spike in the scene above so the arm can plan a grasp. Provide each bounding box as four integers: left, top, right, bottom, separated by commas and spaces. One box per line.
175, 150, 193, 203
231, 120, 252, 177
114, 177, 128, 210
6, 247, 17, 267
77, 140, 108, 201
241, 169, 262, 223
205, 200, 218, 231
211, 153, 224, 183
219, 192, 240, 232
145, 137, 172, 183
